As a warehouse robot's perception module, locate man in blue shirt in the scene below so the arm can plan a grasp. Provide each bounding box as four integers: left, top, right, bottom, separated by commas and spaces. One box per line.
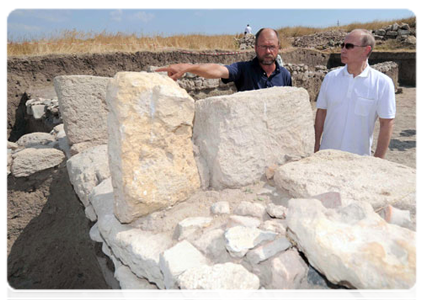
156, 28, 292, 91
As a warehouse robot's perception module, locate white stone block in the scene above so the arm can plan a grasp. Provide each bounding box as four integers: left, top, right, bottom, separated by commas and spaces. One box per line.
210, 201, 230, 215
233, 201, 266, 219
193, 87, 314, 189
246, 237, 292, 264
54, 75, 110, 147
106, 72, 200, 223
159, 240, 208, 289
66, 144, 110, 207
286, 198, 416, 289
11, 148, 65, 177
224, 226, 277, 258
174, 217, 213, 241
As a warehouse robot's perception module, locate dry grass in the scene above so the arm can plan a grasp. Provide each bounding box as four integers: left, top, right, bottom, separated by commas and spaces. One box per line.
7, 16, 415, 57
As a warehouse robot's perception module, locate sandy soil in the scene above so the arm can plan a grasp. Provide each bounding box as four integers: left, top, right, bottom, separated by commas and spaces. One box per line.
7, 162, 110, 289
7, 85, 416, 290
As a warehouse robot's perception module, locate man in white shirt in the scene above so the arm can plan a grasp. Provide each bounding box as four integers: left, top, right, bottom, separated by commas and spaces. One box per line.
314, 29, 395, 158
245, 24, 252, 35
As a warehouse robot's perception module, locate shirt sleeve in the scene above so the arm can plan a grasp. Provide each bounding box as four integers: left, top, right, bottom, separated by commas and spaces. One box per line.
221, 62, 243, 84
316, 75, 329, 109
377, 77, 396, 119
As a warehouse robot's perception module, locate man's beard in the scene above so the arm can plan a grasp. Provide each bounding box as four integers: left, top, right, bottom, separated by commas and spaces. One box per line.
258, 55, 276, 65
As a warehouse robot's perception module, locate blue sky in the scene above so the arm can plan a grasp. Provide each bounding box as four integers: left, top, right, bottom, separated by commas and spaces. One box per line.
7, 8, 415, 42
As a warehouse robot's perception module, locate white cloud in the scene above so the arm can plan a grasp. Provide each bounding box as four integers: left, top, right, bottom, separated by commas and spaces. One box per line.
110, 9, 123, 22
130, 11, 155, 23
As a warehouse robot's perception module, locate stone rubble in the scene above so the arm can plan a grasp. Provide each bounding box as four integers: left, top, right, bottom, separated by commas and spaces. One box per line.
287, 198, 416, 289
10, 69, 416, 291
7, 124, 69, 177
25, 97, 61, 124
373, 22, 416, 45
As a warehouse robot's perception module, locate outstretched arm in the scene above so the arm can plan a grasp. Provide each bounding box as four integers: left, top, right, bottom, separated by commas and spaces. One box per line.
374, 118, 394, 158
314, 108, 327, 153
156, 63, 229, 81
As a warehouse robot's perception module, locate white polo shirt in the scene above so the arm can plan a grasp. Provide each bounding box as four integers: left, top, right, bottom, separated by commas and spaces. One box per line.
316, 64, 396, 156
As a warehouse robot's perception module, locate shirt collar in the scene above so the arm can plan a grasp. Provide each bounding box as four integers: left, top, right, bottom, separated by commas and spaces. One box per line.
252, 56, 280, 75
343, 61, 371, 78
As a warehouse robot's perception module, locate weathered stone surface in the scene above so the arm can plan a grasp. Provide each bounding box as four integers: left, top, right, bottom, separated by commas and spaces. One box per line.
234, 201, 266, 219
224, 226, 277, 258
159, 240, 208, 289
210, 201, 230, 215
246, 237, 292, 264
178, 263, 260, 289
287, 198, 416, 289
66, 145, 110, 207
54, 75, 110, 147
16, 132, 56, 148
11, 148, 65, 177
7, 141, 18, 150
106, 72, 200, 223
259, 219, 287, 235
269, 248, 309, 289
174, 217, 213, 241
266, 203, 288, 219
311, 191, 342, 209
227, 215, 261, 228
274, 150, 416, 214
192, 228, 231, 262
91, 181, 173, 289
115, 265, 159, 289
193, 87, 314, 189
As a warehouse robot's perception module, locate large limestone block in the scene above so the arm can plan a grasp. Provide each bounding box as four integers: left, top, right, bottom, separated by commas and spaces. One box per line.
54, 75, 110, 147
193, 87, 314, 189
66, 145, 110, 207
287, 198, 416, 289
106, 72, 200, 223
11, 148, 65, 177
274, 150, 416, 213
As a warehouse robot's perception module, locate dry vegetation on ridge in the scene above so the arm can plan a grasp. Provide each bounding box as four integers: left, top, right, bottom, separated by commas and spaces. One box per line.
7, 16, 415, 57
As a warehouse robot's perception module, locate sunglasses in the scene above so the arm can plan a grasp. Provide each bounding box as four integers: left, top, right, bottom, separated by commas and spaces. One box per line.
341, 43, 368, 50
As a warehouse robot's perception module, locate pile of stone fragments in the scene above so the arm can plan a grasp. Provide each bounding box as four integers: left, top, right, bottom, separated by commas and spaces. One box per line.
11, 72, 411, 290
373, 22, 416, 45
235, 34, 256, 50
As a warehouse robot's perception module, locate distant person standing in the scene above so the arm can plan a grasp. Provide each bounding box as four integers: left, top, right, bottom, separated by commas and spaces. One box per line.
244, 24, 252, 35
314, 29, 395, 158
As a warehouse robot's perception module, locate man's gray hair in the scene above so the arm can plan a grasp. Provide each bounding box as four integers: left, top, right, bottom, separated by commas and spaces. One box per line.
352, 29, 375, 57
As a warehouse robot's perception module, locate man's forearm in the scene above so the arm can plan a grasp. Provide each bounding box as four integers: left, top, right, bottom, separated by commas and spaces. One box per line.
374, 118, 394, 158
314, 109, 327, 152
186, 63, 229, 79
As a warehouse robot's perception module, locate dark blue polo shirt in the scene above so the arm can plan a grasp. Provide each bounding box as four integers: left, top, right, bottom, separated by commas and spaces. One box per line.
221, 57, 292, 91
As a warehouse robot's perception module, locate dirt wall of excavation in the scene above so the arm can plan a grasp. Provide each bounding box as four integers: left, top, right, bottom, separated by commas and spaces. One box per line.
7, 49, 415, 141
